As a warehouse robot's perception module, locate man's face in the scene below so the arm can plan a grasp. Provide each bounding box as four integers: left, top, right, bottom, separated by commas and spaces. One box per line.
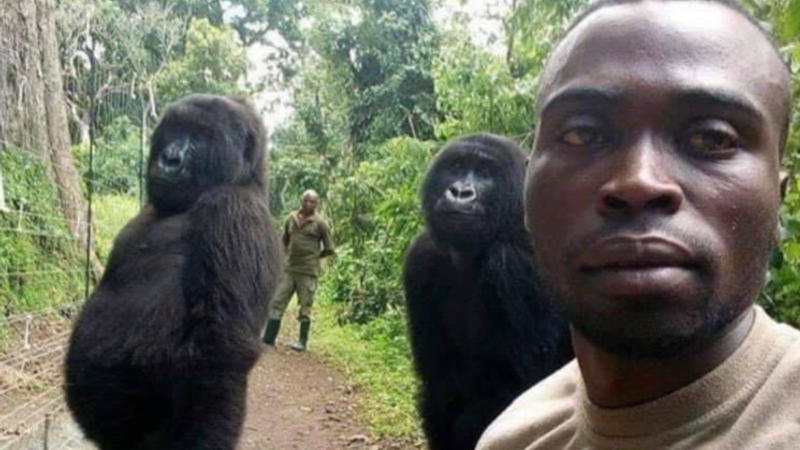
527, 1, 789, 357
302, 195, 318, 214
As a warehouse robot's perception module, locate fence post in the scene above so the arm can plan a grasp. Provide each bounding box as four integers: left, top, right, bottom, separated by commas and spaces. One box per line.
23, 313, 32, 349
43, 413, 52, 450
16, 202, 25, 230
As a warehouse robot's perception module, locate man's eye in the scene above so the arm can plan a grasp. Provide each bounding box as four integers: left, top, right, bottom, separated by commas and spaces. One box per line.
560, 127, 607, 146
682, 119, 740, 155
685, 130, 737, 153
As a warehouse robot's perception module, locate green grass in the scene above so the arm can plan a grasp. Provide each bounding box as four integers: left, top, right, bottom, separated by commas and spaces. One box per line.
310, 297, 423, 441
93, 194, 140, 261
0, 149, 86, 315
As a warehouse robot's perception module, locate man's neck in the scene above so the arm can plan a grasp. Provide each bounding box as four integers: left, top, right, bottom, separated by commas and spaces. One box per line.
574, 305, 755, 409
298, 209, 314, 218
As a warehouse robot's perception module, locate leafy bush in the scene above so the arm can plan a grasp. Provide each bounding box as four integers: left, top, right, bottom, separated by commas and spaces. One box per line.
433, 34, 536, 141
763, 177, 800, 326
269, 145, 330, 216
154, 18, 249, 107
322, 137, 434, 323
0, 149, 85, 315
75, 116, 144, 196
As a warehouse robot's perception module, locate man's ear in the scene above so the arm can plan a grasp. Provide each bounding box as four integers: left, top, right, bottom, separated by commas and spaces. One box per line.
780, 169, 790, 200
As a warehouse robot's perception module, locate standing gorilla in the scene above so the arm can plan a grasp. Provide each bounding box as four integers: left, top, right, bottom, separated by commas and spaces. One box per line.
65, 94, 281, 450
403, 134, 573, 450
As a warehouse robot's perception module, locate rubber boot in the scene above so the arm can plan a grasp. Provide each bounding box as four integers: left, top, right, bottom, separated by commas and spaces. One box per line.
262, 319, 281, 346
291, 319, 311, 351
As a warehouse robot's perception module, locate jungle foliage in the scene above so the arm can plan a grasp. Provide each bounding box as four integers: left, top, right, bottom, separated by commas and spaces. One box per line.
35, 0, 800, 325
2, 0, 800, 440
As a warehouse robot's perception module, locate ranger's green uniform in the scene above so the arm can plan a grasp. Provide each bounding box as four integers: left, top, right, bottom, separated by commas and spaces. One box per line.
282, 212, 334, 278
263, 211, 334, 350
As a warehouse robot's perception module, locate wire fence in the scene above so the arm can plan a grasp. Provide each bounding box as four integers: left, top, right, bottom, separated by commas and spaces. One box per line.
1, 33, 146, 449
0, 306, 91, 449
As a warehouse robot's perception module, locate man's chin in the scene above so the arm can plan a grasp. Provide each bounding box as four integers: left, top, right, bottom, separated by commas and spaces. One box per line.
573, 322, 704, 359
569, 306, 736, 359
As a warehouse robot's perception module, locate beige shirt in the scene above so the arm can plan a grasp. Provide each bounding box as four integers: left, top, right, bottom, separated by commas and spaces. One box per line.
477, 306, 800, 450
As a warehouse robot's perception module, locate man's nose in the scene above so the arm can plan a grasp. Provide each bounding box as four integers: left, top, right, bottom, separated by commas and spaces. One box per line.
596, 136, 684, 218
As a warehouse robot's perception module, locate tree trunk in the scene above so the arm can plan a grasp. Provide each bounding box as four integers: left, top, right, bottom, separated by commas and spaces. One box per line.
0, 0, 103, 280
38, 0, 103, 279
1, 0, 50, 152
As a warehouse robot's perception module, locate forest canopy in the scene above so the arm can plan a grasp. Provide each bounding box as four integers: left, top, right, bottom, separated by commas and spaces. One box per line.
2, 0, 800, 323
2, 0, 800, 443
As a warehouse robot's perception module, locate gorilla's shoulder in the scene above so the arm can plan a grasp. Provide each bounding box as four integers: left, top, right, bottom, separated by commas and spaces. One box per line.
403, 231, 446, 281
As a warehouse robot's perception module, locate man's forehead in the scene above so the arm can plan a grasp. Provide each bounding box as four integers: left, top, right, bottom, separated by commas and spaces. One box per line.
538, 1, 788, 115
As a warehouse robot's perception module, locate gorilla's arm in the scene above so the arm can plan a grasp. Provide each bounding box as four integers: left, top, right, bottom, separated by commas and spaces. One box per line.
183, 186, 282, 362
403, 232, 461, 448
159, 186, 280, 448
404, 233, 444, 377
484, 239, 572, 379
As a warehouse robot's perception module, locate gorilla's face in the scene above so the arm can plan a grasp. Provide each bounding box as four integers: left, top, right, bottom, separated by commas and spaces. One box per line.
147, 95, 265, 214
423, 137, 526, 250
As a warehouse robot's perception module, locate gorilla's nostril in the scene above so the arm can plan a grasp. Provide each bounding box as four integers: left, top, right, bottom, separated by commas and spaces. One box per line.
169, 155, 182, 166
447, 184, 476, 202
158, 141, 188, 173
162, 154, 181, 167
158, 154, 182, 173
453, 187, 475, 201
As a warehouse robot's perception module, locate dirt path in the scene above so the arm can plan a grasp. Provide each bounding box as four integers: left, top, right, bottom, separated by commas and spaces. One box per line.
240, 344, 376, 450
1, 313, 410, 450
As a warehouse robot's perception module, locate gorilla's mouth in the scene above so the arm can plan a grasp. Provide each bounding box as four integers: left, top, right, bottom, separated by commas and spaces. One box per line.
440, 210, 485, 216
434, 202, 487, 216
149, 165, 192, 187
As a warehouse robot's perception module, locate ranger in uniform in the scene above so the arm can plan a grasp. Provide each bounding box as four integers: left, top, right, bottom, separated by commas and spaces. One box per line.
263, 189, 334, 351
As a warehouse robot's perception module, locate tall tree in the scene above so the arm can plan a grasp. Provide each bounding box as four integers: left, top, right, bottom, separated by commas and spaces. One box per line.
293, 0, 440, 147
1, 0, 102, 278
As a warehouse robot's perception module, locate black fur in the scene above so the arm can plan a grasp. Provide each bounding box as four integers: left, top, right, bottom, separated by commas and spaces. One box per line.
65, 94, 282, 450
403, 133, 573, 450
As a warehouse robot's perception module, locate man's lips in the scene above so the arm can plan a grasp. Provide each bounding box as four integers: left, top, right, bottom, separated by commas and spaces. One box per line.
578, 235, 696, 272
574, 235, 700, 298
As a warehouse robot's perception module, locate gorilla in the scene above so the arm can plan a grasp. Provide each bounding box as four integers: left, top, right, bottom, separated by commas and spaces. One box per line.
403, 133, 573, 450
65, 94, 281, 450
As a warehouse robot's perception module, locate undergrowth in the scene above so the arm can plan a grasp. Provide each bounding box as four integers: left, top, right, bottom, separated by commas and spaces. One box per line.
310, 296, 423, 442
0, 149, 85, 316
92, 194, 140, 261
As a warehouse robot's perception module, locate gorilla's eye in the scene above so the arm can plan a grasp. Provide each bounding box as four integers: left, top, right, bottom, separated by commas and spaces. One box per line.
474, 165, 492, 178
560, 127, 608, 147
449, 161, 464, 172
683, 120, 739, 155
